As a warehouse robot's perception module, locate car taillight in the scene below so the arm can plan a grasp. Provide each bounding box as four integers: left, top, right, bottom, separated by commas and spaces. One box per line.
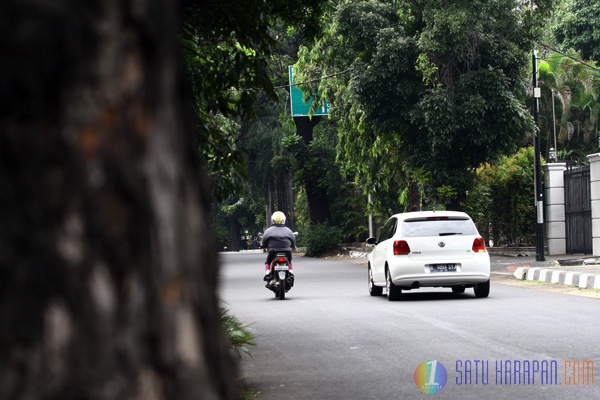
277, 256, 287, 263
393, 240, 410, 255
472, 237, 487, 253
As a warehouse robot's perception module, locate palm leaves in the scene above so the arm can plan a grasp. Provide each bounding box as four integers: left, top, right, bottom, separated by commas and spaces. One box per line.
538, 50, 600, 161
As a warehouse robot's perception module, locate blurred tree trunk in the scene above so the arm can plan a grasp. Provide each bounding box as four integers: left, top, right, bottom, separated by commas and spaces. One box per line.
0, 1, 237, 399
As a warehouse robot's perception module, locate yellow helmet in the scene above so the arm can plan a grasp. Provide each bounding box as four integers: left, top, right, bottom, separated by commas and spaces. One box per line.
271, 211, 286, 225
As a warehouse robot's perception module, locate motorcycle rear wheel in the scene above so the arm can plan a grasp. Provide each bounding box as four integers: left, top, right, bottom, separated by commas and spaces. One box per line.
278, 278, 286, 300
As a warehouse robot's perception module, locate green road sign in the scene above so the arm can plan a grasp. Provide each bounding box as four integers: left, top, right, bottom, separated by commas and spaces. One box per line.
288, 65, 329, 117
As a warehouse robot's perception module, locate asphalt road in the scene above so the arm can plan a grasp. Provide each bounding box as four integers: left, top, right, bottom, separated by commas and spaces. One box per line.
219, 252, 600, 400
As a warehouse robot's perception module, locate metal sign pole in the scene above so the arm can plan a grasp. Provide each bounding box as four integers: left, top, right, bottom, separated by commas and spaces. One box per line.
532, 49, 545, 261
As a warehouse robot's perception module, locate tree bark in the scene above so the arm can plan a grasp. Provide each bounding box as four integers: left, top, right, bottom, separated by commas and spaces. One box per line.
0, 1, 237, 399
276, 169, 288, 216
408, 179, 421, 212
293, 116, 332, 224
230, 217, 242, 252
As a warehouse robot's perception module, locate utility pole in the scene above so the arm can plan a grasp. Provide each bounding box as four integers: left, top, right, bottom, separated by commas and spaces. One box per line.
532, 49, 545, 261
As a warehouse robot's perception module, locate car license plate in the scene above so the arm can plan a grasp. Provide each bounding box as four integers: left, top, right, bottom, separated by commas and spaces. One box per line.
274, 265, 289, 271
430, 264, 457, 272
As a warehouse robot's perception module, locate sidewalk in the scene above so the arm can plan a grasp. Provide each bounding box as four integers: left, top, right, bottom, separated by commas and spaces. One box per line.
491, 254, 600, 290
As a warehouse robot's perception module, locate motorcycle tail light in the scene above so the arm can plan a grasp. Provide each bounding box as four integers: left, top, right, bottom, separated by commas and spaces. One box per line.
393, 240, 410, 255
277, 256, 286, 263
472, 237, 487, 253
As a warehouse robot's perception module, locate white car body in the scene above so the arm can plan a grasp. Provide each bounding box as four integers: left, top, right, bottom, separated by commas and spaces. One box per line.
367, 211, 491, 300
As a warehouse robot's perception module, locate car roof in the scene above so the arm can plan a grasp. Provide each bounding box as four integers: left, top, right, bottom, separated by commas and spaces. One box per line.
389, 211, 471, 222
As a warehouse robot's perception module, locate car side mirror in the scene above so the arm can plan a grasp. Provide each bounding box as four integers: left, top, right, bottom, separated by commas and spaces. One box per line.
366, 237, 377, 245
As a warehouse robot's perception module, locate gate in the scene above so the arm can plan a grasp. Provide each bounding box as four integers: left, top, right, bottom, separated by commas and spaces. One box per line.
564, 165, 592, 254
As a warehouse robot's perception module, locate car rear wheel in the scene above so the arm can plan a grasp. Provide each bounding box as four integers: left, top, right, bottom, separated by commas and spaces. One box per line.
451, 286, 466, 294
386, 268, 402, 301
474, 280, 490, 298
368, 264, 383, 296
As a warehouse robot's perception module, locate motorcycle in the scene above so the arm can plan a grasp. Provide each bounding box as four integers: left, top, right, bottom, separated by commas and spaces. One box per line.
265, 253, 294, 300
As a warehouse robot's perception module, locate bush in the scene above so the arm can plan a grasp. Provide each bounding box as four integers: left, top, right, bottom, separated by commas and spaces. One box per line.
300, 223, 342, 257
463, 147, 536, 246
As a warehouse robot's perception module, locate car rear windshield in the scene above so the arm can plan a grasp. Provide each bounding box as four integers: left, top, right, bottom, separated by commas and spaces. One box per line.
401, 217, 478, 237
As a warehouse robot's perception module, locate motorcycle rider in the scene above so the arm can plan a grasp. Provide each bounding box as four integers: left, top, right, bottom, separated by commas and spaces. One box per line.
262, 211, 295, 281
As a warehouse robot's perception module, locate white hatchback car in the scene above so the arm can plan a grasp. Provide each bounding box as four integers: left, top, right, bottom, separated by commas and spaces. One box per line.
366, 211, 490, 300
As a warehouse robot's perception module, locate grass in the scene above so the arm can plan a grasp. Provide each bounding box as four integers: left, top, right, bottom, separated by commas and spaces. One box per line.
241, 390, 259, 399
220, 305, 256, 360
219, 304, 259, 398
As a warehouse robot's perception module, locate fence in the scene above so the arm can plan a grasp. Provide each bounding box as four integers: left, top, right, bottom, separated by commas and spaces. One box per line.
564, 165, 592, 254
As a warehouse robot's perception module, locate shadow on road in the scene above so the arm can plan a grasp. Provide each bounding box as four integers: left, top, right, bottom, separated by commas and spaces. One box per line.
372, 291, 482, 302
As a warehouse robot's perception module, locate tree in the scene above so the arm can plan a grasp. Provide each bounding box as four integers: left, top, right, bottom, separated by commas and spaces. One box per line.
181, 0, 329, 203
296, 0, 555, 211
214, 90, 290, 251
284, 117, 365, 255
291, 116, 334, 224
297, 0, 421, 215
553, 0, 600, 62
538, 50, 575, 153
0, 0, 328, 398
538, 49, 600, 163
182, 3, 330, 243
0, 0, 238, 398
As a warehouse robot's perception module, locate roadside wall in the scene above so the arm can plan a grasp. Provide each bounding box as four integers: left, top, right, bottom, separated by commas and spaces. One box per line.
588, 153, 600, 256
543, 163, 567, 255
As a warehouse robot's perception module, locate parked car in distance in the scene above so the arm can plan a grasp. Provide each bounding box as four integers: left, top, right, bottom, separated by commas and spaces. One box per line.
366, 211, 490, 300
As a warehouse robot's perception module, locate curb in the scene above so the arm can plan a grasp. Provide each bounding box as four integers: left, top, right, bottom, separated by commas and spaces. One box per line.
513, 267, 600, 290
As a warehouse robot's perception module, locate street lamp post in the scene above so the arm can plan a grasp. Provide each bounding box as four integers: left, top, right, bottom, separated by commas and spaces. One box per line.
549, 148, 557, 163
532, 49, 545, 261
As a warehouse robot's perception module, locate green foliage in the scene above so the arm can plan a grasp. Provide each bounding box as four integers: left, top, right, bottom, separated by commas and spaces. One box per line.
296, 0, 551, 211
271, 155, 292, 172
299, 223, 342, 257
415, 53, 439, 87
434, 185, 458, 209
183, 2, 330, 247
537, 49, 600, 164
460, 179, 493, 241
553, 0, 600, 62
219, 306, 256, 361
412, 69, 536, 196
181, 0, 329, 201
242, 390, 259, 400
283, 117, 363, 229
463, 147, 537, 246
211, 215, 230, 251
319, 4, 421, 214
302, 128, 338, 191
